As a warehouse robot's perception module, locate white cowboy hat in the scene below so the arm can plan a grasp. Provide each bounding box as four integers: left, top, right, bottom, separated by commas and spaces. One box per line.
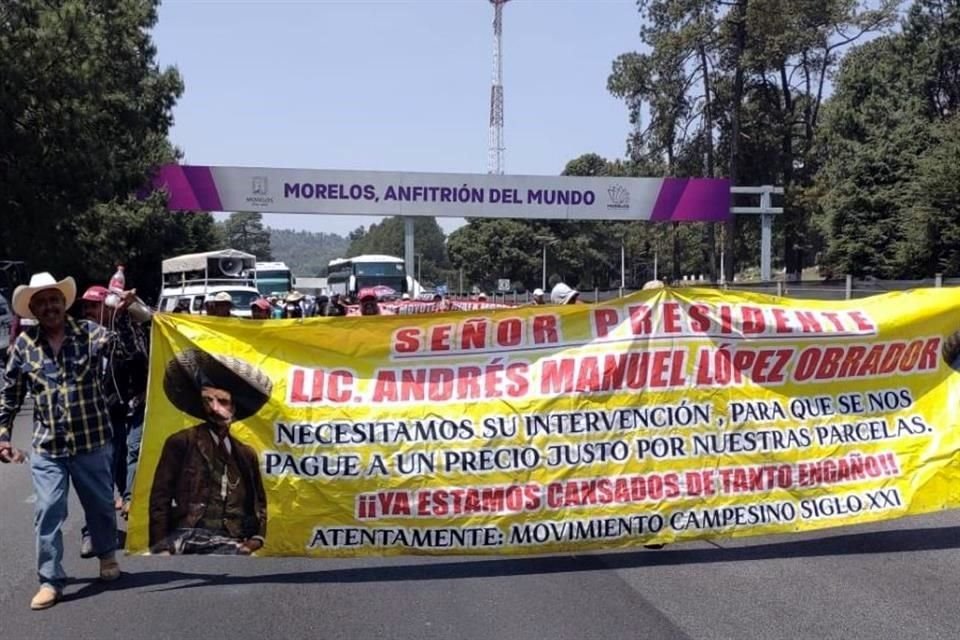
11, 272, 77, 319
206, 291, 233, 304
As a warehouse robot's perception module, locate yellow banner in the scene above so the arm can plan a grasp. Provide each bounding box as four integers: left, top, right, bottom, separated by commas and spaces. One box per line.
126, 288, 960, 557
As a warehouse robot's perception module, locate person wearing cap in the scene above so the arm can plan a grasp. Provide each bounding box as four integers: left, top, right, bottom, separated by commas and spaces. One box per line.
401, 293, 411, 302
550, 282, 580, 305
0, 272, 139, 609
149, 348, 270, 555
79, 285, 151, 531
358, 288, 380, 316
531, 288, 546, 305
250, 298, 272, 320
204, 291, 233, 318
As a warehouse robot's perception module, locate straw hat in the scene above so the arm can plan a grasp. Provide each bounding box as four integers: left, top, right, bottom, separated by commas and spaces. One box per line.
163, 348, 273, 421
206, 291, 233, 304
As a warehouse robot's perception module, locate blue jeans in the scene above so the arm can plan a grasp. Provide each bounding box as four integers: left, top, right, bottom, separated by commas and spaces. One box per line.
123, 408, 144, 503
31, 444, 117, 591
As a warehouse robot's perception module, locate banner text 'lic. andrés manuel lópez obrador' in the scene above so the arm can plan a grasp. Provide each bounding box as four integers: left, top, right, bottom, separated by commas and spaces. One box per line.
125, 288, 960, 557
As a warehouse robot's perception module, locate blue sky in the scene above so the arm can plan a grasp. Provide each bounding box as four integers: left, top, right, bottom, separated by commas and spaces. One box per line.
154, 0, 646, 236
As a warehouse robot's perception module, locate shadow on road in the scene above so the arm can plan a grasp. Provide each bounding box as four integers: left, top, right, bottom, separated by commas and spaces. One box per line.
62, 523, 960, 601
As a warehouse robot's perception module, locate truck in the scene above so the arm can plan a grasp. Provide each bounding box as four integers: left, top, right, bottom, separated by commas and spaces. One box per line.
158, 249, 262, 317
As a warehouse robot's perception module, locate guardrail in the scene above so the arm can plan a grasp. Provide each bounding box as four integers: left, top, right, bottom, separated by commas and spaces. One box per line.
465, 276, 960, 305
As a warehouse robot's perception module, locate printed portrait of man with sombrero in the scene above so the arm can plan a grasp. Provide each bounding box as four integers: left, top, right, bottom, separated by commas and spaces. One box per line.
148, 348, 272, 555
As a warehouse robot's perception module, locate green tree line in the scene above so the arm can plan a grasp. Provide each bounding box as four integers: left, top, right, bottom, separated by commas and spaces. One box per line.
0, 0, 218, 301
448, 0, 960, 288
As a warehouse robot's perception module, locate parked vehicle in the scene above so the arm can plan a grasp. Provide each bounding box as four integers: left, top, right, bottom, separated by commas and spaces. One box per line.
158, 249, 261, 318
325, 255, 411, 302
251, 261, 293, 297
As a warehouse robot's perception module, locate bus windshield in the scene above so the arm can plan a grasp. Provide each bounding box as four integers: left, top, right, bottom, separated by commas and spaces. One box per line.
254, 269, 292, 296
354, 262, 405, 278
327, 257, 407, 299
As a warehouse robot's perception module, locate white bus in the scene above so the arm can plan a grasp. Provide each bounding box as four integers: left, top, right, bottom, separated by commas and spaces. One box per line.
326, 254, 410, 301
251, 261, 293, 297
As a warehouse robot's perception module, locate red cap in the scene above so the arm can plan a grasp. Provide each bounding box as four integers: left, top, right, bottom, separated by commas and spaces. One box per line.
358, 288, 378, 302
81, 285, 109, 303
251, 298, 272, 311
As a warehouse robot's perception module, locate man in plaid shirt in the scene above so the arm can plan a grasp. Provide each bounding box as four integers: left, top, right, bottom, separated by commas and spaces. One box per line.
0, 272, 138, 611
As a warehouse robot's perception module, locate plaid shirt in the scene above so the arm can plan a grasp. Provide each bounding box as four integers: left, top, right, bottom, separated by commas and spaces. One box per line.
0, 316, 130, 457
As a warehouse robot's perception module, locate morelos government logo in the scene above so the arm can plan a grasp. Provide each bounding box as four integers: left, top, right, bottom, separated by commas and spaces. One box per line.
246, 176, 274, 208
607, 184, 630, 209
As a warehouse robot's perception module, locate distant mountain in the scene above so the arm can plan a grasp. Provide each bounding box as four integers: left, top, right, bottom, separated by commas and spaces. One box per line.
269, 228, 350, 277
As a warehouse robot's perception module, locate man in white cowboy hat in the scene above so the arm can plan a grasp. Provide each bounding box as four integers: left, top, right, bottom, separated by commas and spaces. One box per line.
149, 348, 270, 555
531, 288, 546, 305
0, 272, 139, 610
204, 291, 233, 318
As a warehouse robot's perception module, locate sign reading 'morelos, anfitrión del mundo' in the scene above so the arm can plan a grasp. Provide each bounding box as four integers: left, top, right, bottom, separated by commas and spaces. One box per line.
152, 164, 731, 222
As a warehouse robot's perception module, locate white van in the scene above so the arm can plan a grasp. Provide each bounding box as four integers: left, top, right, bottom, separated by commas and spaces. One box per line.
159, 249, 262, 318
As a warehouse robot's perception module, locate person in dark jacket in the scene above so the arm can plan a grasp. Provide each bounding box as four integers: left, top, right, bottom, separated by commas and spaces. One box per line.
148, 348, 272, 555
77, 284, 151, 554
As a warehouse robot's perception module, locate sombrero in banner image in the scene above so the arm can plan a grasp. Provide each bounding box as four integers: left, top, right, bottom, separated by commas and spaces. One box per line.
163, 348, 274, 421
943, 331, 960, 372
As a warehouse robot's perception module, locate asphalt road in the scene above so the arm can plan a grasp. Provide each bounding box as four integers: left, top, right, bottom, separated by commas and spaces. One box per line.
2, 403, 959, 640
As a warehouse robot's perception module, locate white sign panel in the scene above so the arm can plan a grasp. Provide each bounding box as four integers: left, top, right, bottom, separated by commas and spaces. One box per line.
155, 165, 730, 222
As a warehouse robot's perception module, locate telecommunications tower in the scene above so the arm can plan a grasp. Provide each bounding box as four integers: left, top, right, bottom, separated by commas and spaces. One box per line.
487, 0, 510, 175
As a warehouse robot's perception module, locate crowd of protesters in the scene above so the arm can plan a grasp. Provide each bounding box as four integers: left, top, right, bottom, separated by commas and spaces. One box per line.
0, 266, 667, 611
163, 280, 589, 321
284, 281, 595, 319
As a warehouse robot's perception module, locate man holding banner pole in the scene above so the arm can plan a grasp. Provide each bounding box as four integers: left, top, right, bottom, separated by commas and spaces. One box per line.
0, 272, 140, 610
